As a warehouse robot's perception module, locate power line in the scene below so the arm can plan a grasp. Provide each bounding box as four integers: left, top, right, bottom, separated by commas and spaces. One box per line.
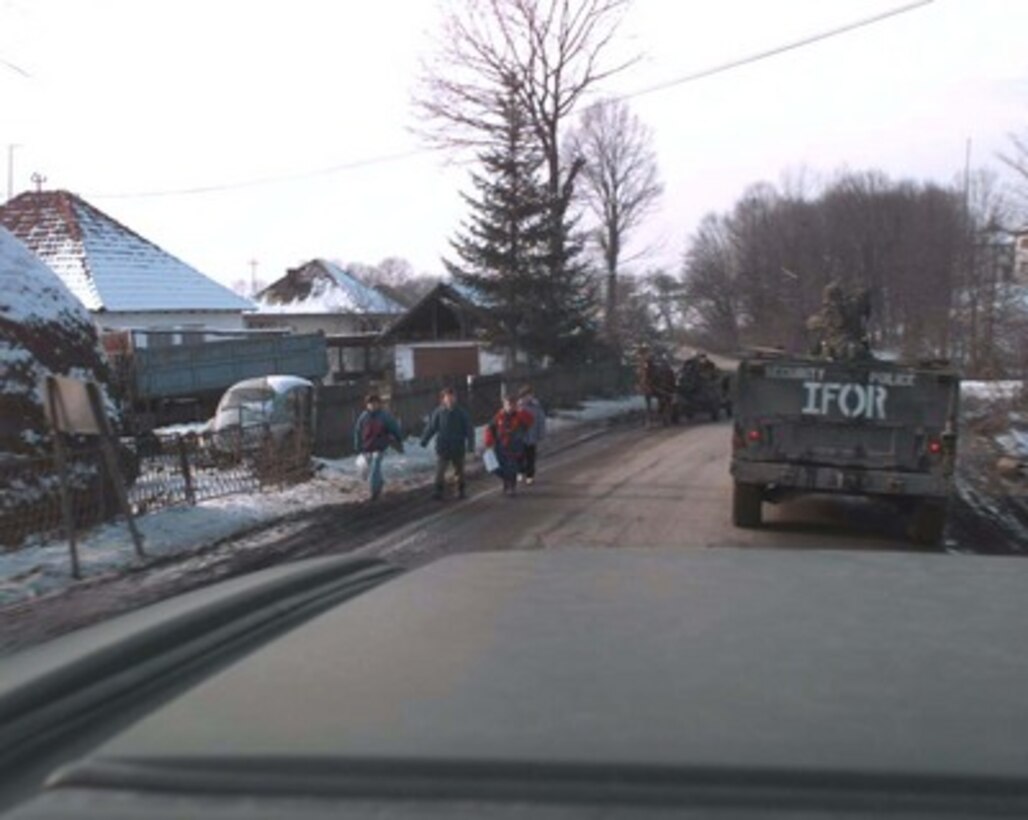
0, 56, 30, 77
618, 0, 934, 101
91, 148, 429, 199
0, 57, 30, 78
87, 0, 933, 200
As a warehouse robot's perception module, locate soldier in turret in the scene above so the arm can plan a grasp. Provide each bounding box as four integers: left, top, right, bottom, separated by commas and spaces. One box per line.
807, 281, 872, 360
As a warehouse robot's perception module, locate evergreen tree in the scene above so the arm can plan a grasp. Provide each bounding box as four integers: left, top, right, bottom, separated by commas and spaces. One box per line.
529, 208, 601, 364
445, 87, 599, 365
444, 88, 549, 364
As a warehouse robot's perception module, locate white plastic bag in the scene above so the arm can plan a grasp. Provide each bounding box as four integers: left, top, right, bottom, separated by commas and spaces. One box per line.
355, 452, 370, 481
482, 447, 500, 474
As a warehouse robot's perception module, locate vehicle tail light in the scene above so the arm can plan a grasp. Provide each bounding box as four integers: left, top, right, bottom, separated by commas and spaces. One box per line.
927, 438, 942, 455
747, 429, 762, 444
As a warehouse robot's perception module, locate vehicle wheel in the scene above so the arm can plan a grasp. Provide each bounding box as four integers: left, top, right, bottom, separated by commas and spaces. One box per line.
724, 402, 733, 418
732, 481, 763, 528
710, 406, 719, 422
671, 405, 680, 425
910, 499, 947, 547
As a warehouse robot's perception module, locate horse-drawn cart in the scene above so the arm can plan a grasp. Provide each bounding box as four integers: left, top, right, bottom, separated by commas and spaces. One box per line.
638, 348, 732, 426
672, 368, 732, 423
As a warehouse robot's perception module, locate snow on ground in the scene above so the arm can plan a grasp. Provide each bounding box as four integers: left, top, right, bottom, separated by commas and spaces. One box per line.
152, 421, 210, 437
960, 381, 1027, 462
961, 380, 1024, 402
954, 379, 1027, 552
549, 395, 645, 426
0, 394, 644, 607
996, 425, 1028, 459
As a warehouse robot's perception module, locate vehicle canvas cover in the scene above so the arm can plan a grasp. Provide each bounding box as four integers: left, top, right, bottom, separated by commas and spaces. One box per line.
734, 357, 959, 472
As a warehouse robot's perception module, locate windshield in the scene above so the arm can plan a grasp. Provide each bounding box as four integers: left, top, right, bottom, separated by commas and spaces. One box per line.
1, 1, 1026, 814
220, 388, 275, 411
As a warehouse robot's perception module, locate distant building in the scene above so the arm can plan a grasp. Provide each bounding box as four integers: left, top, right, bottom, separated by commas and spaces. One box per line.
246, 258, 405, 378
976, 229, 1016, 286
378, 282, 505, 381
0, 190, 254, 345
1014, 226, 1028, 285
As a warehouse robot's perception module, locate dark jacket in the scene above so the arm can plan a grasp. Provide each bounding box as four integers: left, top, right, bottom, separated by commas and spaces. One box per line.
518, 396, 546, 445
354, 409, 402, 453
420, 404, 474, 458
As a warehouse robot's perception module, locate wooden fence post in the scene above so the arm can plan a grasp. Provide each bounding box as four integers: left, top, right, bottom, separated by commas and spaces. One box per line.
46, 380, 81, 580
177, 435, 196, 505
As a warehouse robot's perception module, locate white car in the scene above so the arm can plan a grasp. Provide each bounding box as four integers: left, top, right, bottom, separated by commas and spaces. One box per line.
209, 375, 315, 459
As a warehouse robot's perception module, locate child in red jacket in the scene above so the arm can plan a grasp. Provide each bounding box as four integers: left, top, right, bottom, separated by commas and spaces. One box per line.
484, 396, 534, 495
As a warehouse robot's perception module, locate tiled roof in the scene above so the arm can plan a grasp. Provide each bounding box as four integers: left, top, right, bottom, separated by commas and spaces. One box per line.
254, 259, 404, 315
0, 190, 254, 313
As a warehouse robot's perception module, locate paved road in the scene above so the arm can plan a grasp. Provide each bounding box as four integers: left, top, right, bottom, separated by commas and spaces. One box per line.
361, 418, 923, 568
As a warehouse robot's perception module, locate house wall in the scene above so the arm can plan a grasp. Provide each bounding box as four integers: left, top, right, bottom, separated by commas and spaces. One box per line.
395, 342, 500, 382
395, 346, 416, 381
245, 313, 394, 376
245, 313, 363, 336
1016, 233, 1028, 285
96, 311, 247, 347
480, 350, 506, 375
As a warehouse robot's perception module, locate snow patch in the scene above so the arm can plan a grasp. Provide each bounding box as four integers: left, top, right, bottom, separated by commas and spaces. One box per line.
961, 380, 1024, 401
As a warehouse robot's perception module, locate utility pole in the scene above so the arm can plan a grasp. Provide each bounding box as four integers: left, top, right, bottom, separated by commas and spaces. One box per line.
6, 144, 19, 202
249, 259, 258, 296
963, 137, 978, 372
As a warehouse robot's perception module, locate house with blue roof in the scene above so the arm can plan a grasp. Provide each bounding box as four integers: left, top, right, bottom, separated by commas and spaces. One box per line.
0, 190, 254, 346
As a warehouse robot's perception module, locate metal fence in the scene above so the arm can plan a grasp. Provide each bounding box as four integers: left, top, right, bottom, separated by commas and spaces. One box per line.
0, 424, 313, 550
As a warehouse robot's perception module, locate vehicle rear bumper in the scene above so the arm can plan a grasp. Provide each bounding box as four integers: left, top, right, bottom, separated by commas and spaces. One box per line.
731, 459, 951, 499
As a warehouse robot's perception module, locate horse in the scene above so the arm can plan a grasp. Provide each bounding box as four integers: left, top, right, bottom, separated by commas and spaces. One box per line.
637, 352, 677, 427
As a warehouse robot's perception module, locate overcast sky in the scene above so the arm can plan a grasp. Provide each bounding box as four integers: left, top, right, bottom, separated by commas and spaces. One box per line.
2, 0, 1026, 292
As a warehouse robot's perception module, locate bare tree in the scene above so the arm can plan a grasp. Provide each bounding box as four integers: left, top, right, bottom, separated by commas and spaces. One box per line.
681, 213, 742, 352
999, 132, 1028, 191
569, 98, 662, 338
416, 0, 634, 279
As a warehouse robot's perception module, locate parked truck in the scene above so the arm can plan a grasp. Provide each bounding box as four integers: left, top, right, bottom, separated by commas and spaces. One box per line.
730, 350, 960, 545
102, 329, 328, 433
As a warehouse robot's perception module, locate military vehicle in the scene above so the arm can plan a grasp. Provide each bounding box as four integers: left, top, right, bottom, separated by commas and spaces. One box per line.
730, 350, 960, 545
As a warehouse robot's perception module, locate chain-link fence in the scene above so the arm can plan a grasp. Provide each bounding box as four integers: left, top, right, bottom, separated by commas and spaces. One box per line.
0, 424, 313, 551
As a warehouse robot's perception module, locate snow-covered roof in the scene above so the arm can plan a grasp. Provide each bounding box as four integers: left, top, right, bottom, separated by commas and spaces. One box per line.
254, 259, 404, 315
378, 281, 495, 343
0, 190, 254, 314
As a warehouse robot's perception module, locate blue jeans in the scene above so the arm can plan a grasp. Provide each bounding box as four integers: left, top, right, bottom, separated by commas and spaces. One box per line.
368, 451, 386, 499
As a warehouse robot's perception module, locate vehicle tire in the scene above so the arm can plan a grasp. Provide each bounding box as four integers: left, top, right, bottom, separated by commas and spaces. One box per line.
910, 499, 947, 547
724, 401, 733, 418
671, 405, 680, 425
732, 481, 763, 528
710, 406, 719, 422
